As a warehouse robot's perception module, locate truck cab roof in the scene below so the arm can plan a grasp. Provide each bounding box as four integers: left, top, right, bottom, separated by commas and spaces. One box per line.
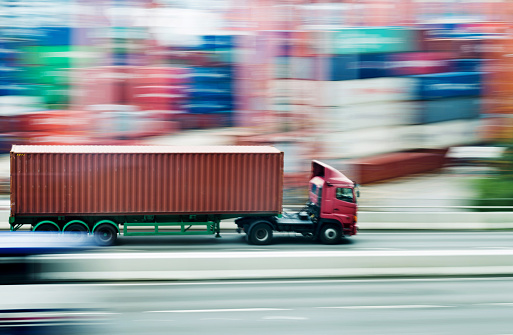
311, 160, 354, 187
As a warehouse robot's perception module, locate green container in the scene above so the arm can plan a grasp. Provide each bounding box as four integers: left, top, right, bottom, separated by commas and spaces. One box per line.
327, 27, 417, 54
41, 84, 70, 105
38, 67, 70, 86
20, 46, 101, 68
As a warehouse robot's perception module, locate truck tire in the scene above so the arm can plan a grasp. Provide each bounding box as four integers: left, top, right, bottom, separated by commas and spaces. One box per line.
93, 223, 118, 246
319, 224, 342, 245
247, 222, 273, 245
63, 223, 89, 242
33, 221, 59, 232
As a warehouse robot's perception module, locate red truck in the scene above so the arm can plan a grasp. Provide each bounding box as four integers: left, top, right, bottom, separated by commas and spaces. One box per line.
9, 145, 358, 245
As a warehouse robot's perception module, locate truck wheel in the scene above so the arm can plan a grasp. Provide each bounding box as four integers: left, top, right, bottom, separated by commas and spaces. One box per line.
64, 223, 89, 241
248, 222, 273, 245
319, 224, 342, 245
33, 221, 59, 232
93, 224, 118, 246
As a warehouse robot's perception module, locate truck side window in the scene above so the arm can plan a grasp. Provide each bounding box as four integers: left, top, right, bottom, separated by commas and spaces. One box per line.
336, 188, 354, 203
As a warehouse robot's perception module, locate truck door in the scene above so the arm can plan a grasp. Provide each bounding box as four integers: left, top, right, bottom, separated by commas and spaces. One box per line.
333, 187, 357, 218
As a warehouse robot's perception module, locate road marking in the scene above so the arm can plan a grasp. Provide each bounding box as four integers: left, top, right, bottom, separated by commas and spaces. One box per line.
145, 308, 291, 313
475, 303, 513, 306
200, 318, 243, 321
38, 249, 513, 260
262, 316, 308, 320
354, 248, 399, 250
67, 276, 513, 287
317, 305, 454, 310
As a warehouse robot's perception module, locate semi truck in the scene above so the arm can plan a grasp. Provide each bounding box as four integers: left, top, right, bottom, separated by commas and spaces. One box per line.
9, 145, 358, 246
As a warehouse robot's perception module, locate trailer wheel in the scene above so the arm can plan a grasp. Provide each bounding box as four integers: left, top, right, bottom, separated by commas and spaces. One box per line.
33, 221, 59, 232
247, 222, 273, 245
93, 223, 118, 246
63, 222, 89, 241
319, 224, 342, 245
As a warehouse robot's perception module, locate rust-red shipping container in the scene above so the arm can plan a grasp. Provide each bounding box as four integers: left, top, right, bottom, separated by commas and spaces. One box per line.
10, 145, 283, 216
347, 150, 447, 184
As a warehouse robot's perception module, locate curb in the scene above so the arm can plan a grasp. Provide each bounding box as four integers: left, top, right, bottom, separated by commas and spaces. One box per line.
31, 249, 513, 282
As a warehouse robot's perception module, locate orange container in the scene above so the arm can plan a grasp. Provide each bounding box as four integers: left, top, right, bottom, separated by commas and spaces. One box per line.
10, 146, 283, 216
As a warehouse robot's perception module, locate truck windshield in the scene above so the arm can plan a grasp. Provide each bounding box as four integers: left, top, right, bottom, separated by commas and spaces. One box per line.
336, 188, 355, 203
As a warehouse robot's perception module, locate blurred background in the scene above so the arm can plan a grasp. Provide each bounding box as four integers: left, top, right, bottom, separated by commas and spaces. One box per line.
1, 0, 513, 208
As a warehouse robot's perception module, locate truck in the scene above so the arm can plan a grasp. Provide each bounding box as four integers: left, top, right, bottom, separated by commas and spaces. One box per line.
9, 145, 358, 246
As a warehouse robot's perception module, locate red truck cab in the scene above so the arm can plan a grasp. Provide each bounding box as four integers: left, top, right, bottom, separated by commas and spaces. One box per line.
309, 160, 358, 237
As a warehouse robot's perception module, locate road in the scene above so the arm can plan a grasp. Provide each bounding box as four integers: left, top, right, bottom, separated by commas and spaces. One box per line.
2, 277, 513, 335
93, 231, 513, 253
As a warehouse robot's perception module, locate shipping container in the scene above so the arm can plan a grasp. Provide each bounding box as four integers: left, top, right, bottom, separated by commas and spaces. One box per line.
320, 126, 415, 159
184, 100, 234, 114
421, 38, 486, 59
480, 116, 513, 142
320, 101, 418, 132
347, 150, 447, 184
10, 145, 283, 216
273, 57, 316, 80
384, 52, 454, 76
408, 119, 483, 149
319, 77, 415, 107
448, 59, 485, 72
270, 80, 317, 105
319, 27, 417, 55
357, 53, 387, 79
188, 67, 233, 82
316, 55, 359, 81
412, 72, 482, 100
416, 97, 481, 124
201, 35, 235, 49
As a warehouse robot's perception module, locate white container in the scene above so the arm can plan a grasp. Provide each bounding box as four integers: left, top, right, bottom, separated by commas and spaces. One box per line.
320, 126, 416, 159
269, 80, 318, 105
318, 77, 416, 107
407, 119, 483, 149
319, 101, 419, 132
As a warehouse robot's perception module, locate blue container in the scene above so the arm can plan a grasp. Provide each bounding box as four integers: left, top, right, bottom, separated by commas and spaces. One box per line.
39, 27, 72, 46
318, 55, 359, 81
185, 99, 233, 114
0, 84, 34, 96
189, 67, 232, 82
416, 97, 481, 124
0, 48, 20, 65
187, 88, 232, 99
358, 53, 387, 79
448, 59, 483, 72
201, 35, 235, 49
412, 72, 482, 100
0, 66, 22, 81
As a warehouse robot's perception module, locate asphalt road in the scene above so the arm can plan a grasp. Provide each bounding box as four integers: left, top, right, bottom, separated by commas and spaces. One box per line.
3, 277, 513, 335
96, 231, 513, 253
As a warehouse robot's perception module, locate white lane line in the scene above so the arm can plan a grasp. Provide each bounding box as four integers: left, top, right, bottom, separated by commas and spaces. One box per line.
354, 248, 399, 250
40, 249, 513, 260
200, 318, 243, 321
316, 305, 454, 310
475, 303, 513, 306
262, 316, 308, 320
145, 308, 290, 313
55, 276, 513, 287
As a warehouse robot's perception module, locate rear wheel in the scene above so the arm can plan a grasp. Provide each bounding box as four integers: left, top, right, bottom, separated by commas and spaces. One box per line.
33, 221, 59, 232
319, 223, 342, 245
93, 223, 118, 246
247, 222, 273, 245
64, 222, 89, 242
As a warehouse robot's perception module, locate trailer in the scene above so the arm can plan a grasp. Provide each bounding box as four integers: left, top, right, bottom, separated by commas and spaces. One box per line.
9, 145, 358, 245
